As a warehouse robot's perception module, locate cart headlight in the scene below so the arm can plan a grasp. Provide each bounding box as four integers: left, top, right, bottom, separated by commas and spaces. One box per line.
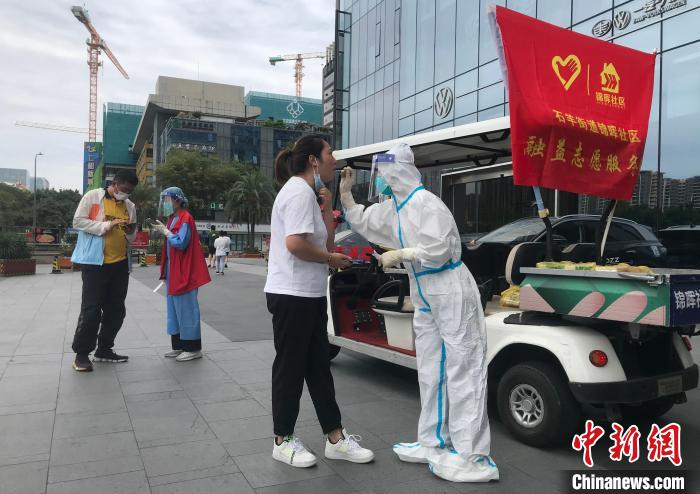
589, 350, 608, 367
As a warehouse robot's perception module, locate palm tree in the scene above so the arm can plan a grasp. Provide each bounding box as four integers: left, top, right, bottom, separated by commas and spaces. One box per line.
225, 167, 276, 250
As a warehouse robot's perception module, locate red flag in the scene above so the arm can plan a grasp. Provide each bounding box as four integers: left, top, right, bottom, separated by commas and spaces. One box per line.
492, 6, 655, 201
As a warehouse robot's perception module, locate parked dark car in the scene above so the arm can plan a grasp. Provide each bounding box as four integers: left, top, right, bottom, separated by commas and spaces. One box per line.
657, 225, 700, 269
462, 215, 667, 292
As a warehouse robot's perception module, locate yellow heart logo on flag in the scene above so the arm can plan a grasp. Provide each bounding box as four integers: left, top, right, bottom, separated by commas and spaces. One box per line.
551, 55, 581, 91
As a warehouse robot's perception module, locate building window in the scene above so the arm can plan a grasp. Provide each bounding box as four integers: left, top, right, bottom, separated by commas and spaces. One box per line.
537, 0, 571, 27
661, 41, 700, 181
376, 21, 382, 56
394, 7, 401, 44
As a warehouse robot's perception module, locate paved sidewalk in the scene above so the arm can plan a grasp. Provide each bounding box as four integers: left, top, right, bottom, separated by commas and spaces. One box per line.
1, 264, 697, 493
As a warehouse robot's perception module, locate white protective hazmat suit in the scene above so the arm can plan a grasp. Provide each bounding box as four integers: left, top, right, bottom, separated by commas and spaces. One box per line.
340, 143, 497, 483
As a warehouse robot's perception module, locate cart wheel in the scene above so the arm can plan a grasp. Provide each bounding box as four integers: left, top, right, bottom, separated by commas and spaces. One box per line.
497, 361, 581, 447
328, 344, 341, 361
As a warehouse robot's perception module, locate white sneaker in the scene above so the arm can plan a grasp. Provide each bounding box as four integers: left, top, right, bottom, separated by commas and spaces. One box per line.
175, 351, 202, 362
325, 429, 374, 463
428, 450, 499, 483
272, 436, 317, 468
164, 350, 183, 358
392, 441, 437, 464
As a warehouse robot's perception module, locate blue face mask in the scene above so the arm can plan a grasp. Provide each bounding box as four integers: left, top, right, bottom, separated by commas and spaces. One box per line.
162, 200, 174, 217
374, 175, 393, 197
313, 168, 324, 193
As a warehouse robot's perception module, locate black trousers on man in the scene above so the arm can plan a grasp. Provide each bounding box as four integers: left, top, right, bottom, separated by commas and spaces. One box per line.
266, 293, 342, 437
72, 259, 129, 355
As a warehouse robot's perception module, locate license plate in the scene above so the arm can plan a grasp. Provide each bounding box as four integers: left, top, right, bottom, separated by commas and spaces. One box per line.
657, 376, 683, 397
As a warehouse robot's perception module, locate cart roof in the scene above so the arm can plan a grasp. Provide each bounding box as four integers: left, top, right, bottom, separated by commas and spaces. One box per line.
333, 116, 512, 170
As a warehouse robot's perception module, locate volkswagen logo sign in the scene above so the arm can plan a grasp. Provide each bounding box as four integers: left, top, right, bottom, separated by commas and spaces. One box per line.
591, 19, 612, 37
434, 87, 454, 119
613, 11, 631, 30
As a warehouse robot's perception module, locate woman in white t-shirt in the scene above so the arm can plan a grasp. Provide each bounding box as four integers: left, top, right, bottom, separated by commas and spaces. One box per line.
264, 135, 375, 468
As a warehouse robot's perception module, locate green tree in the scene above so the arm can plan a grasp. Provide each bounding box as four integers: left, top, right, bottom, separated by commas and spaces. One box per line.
156, 150, 242, 217
0, 184, 31, 229
224, 166, 276, 250
36, 189, 81, 228
129, 184, 160, 226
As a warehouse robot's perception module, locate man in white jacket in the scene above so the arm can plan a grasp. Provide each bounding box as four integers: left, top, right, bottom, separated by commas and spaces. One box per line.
213, 231, 231, 275
70, 170, 138, 372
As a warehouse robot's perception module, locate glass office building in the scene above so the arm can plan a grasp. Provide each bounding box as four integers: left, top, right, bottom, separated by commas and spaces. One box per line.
335, 0, 700, 224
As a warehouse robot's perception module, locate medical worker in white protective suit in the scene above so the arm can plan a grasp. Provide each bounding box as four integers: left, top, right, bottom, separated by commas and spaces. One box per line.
339, 143, 498, 483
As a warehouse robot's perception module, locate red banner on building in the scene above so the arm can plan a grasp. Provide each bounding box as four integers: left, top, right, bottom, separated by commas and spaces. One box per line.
492, 6, 656, 201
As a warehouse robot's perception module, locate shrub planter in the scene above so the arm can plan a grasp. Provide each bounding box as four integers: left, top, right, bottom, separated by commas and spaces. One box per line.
0, 258, 37, 277
145, 254, 157, 265
58, 257, 73, 269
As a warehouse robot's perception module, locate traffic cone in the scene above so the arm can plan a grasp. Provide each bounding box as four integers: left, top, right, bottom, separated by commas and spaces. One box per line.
51, 255, 62, 274
140, 252, 147, 267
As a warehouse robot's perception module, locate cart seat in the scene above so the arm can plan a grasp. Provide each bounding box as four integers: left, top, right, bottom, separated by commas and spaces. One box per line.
506, 242, 552, 286
376, 296, 415, 313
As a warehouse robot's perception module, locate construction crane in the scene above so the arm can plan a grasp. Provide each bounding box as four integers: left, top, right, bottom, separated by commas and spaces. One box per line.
71, 5, 128, 142
15, 121, 101, 136
269, 52, 326, 98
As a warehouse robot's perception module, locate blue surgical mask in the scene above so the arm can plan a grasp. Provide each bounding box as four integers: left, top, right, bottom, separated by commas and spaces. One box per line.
162, 201, 174, 216
374, 175, 393, 197
313, 168, 324, 193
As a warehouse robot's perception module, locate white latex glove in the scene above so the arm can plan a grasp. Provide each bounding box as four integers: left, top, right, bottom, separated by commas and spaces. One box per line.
379, 248, 416, 268
339, 166, 356, 209
152, 220, 172, 237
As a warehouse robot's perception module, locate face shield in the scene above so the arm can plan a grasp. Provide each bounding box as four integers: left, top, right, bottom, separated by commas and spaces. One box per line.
158, 195, 177, 217
367, 153, 395, 202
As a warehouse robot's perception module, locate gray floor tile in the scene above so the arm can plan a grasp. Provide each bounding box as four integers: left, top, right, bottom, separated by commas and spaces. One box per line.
0, 375, 59, 407
0, 411, 55, 464
56, 391, 126, 416
223, 438, 273, 458
0, 402, 56, 417
124, 390, 188, 404
147, 461, 241, 486
233, 452, 335, 489
50, 431, 139, 466
254, 474, 355, 494
183, 380, 248, 404
341, 401, 419, 435
209, 414, 273, 443
150, 473, 254, 494
52, 411, 132, 439
196, 399, 268, 422
0, 460, 49, 494
140, 439, 231, 478
46, 470, 150, 494
121, 378, 182, 396
127, 397, 215, 447
48, 455, 144, 484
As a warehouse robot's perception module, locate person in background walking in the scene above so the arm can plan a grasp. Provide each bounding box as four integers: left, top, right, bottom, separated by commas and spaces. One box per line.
152, 187, 211, 361
265, 135, 374, 468
70, 170, 139, 372
214, 231, 231, 275
223, 230, 231, 269
207, 225, 218, 268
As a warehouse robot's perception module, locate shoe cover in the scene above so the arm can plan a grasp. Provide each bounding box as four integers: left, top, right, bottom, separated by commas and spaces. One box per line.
427, 449, 499, 483
392, 442, 436, 463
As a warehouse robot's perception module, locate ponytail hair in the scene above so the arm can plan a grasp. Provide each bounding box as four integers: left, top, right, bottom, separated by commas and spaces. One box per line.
273, 134, 328, 186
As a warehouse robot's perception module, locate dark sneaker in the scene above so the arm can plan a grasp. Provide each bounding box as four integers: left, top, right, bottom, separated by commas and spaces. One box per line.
73, 354, 93, 372
93, 349, 129, 363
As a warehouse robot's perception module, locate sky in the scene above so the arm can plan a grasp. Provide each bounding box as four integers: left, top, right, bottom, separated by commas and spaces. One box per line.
0, 0, 335, 191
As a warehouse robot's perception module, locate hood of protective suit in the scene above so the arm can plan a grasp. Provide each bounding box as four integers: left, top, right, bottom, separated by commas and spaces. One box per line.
378, 143, 423, 202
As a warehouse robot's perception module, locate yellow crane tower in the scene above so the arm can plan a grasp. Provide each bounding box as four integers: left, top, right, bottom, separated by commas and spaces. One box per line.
269, 52, 326, 98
